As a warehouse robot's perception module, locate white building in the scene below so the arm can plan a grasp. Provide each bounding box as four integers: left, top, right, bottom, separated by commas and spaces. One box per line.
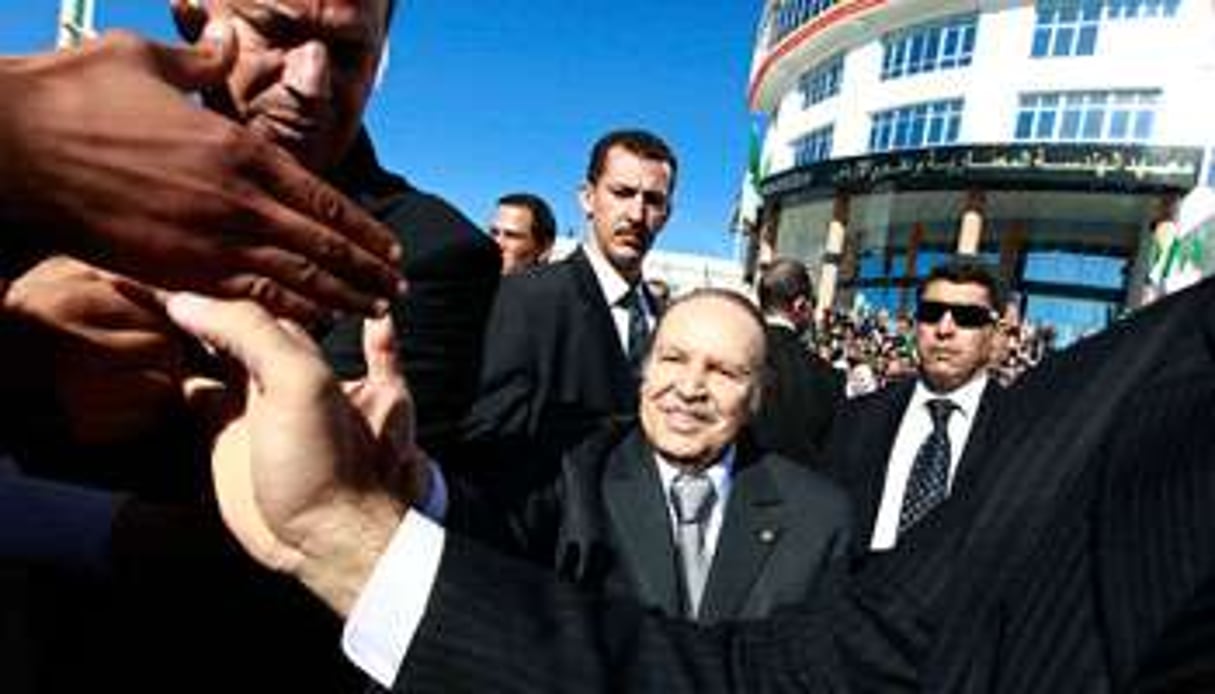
747, 0, 1215, 344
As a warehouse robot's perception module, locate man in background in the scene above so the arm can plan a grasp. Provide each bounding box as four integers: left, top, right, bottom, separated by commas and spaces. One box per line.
826, 259, 1006, 552
490, 192, 557, 274
750, 257, 843, 467
463, 129, 675, 467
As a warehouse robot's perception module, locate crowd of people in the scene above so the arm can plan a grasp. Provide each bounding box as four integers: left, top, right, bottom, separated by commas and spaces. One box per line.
814, 303, 1058, 398
4, 2, 1215, 693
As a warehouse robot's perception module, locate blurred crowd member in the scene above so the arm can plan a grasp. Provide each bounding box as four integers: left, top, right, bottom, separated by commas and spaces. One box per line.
490, 192, 557, 274
0, 25, 402, 319
449, 289, 852, 624
175, 0, 504, 461
751, 257, 843, 466
826, 260, 1007, 553
4, 0, 495, 690
1, 19, 404, 692
463, 129, 676, 467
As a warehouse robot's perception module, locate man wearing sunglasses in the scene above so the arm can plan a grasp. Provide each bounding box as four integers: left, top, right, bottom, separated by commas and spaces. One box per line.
826, 259, 1006, 552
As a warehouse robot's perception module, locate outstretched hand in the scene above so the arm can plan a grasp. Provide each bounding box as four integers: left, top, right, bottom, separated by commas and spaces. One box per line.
0, 29, 403, 322
170, 294, 424, 615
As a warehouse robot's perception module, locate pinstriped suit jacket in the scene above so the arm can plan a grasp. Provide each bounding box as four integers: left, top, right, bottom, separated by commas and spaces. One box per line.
396, 276, 1215, 693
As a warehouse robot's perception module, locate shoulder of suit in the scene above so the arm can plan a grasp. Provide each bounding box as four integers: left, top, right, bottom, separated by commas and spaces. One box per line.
748, 453, 853, 524
374, 185, 501, 266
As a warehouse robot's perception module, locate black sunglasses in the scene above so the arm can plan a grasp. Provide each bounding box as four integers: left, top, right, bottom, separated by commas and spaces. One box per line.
915, 300, 997, 328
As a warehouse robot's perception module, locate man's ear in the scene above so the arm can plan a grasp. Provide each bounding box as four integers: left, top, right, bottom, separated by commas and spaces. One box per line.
577, 182, 594, 219
171, 0, 209, 43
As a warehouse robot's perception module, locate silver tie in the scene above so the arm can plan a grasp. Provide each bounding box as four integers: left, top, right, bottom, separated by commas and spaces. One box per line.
670, 472, 717, 618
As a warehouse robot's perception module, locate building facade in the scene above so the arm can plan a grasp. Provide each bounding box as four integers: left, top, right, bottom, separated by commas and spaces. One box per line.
746, 0, 1215, 345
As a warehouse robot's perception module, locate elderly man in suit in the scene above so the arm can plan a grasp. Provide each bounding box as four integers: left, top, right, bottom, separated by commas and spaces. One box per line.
461, 129, 675, 468
826, 258, 1005, 552
450, 289, 852, 623
750, 257, 844, 468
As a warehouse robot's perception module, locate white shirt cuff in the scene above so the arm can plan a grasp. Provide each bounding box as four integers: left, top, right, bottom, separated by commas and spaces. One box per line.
341, 510, 446, 688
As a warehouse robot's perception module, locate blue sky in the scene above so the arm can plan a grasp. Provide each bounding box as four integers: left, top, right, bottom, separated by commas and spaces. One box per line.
0, 2, 761, 259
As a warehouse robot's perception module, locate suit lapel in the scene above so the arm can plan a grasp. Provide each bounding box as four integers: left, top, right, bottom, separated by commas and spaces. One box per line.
698, 451, 784, 622
569, 248, 638, 410
950, 380, 1000, 494
602, 430, 681, 614
858, 381, 915, 536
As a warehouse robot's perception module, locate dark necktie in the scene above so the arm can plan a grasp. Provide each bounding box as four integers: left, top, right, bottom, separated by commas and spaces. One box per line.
620, 286, 649, 373
670, 472, 716, 618
898, 398, 956, 534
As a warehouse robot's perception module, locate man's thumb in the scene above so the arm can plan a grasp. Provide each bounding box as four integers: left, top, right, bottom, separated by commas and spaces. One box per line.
150, 20, 235, 91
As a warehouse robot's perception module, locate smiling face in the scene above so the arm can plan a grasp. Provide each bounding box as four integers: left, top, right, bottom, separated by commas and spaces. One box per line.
579, 145, 673, 283
639, 294, 765, 469
915, 279, 997, 392
195, 0, 389, 172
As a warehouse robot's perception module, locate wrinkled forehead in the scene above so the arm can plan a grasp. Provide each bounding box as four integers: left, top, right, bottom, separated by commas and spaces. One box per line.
656, 296, 766, 367
215, 0, 390, 41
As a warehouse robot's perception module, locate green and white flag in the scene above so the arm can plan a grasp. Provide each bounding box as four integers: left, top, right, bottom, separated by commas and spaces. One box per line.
739, 122, 764, 229
1150, 187, 1212, 295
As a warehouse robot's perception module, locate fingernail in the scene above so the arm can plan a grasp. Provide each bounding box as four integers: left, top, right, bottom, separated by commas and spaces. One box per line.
389, 243, 404, 262
374, 299, 391, 317
396, 279, 408, 296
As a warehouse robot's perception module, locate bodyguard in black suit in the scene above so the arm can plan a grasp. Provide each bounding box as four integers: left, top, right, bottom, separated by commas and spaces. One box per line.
451, 290, 851, 624
462, 130, 676, 467
826, 259, 1004, 551
750, 257, 844, 467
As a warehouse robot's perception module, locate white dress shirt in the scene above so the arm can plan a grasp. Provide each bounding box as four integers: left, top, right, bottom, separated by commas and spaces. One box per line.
868, 373, 989, 551
581, 239, 655, 353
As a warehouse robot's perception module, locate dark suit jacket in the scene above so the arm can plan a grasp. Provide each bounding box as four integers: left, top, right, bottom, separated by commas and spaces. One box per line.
461, 247, 640, 468
395, 273, 1215, 693
322, 130, 501, 461
824, 375, 1003, 549
452, 425, 852, 624
749, 324, 843, 467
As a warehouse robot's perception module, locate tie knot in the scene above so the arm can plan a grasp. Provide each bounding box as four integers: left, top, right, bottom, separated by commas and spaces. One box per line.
926, 398, 956, 430
670, 472, 716, 525
618, 285, 643, 310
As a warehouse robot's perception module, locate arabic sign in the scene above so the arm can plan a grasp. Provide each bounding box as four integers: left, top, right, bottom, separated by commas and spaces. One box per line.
760, 143, 1204, 198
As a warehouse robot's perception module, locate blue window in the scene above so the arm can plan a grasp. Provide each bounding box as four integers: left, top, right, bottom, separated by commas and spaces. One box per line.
793, 125, 834, 167
798, 54, 844, 108
1107, 0, 1183, 18
1014, 90, 1159, 142
882, 14, 977, 80
1032, 0, 1103, 57
868, 99, 964, 153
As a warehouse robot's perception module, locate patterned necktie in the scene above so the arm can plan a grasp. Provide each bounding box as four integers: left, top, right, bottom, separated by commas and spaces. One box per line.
898, 398, 956, 534
620, 286, 649, 373
670, 472, 717, 618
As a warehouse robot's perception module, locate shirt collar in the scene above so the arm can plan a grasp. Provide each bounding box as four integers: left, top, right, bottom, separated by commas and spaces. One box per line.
911, 372, 988, 421
653, 445, 736, 503
582, 239, 635, 307
764, 315, 798, 332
